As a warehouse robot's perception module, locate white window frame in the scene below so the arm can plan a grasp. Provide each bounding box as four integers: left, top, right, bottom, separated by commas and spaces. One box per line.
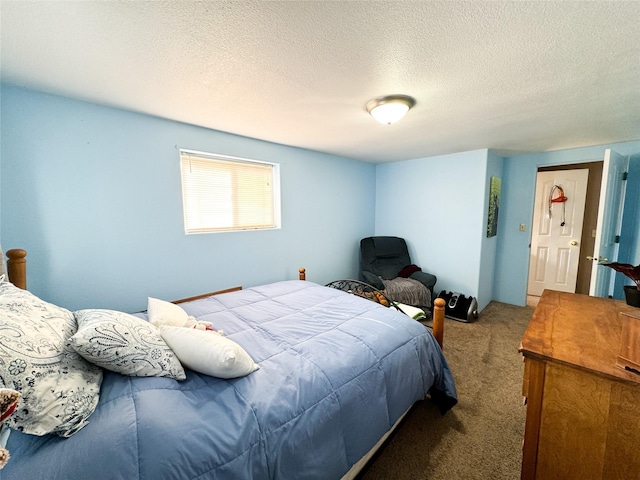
179, 149, 281, 234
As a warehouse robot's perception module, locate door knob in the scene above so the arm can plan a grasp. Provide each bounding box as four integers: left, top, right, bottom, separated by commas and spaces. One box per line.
570, 240, 578, 246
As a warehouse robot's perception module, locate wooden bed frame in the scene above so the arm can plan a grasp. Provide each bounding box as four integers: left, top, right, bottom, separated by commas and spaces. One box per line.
5, 249, 27, 291
3, 250, 445, 348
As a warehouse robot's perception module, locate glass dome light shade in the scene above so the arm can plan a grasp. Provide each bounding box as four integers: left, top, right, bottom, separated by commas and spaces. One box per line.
366, 95, 416, 125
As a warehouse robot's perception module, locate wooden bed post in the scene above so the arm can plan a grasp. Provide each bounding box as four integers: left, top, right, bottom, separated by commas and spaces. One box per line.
433, 297, 445, 349
298, 268, 306, 281
7, 249, 27, 290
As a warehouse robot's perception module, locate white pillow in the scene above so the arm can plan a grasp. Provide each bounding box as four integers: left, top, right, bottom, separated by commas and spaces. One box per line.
0, 282, 103, 437
147, 297, 189, 327
160, 326, 259, 379
70, 309, 186, 380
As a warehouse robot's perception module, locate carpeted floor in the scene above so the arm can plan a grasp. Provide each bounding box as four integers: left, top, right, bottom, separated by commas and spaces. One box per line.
358, 301, 534, 480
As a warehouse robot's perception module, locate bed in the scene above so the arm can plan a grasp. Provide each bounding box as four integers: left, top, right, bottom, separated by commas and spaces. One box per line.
0, 249, 456, 479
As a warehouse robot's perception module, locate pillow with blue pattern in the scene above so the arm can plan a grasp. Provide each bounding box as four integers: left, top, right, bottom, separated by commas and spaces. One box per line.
0, 282, 103, 437
70, 309, 186, 380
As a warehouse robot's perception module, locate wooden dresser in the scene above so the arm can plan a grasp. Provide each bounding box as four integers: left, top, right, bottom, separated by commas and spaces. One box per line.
520, 290, 640, 480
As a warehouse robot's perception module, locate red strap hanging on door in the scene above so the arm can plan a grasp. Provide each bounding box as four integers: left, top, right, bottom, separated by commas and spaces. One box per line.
550, 185, 568, 203
548, 185, 568, 226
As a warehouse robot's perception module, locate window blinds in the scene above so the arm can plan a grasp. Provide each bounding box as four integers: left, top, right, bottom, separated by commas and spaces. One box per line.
180, 151, 280, 233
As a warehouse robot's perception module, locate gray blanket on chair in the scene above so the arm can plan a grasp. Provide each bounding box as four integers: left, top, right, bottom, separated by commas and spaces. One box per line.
382, 277, 431, 309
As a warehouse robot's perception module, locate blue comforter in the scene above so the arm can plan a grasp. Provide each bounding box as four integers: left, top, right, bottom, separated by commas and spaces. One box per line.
3, 281, 456, 480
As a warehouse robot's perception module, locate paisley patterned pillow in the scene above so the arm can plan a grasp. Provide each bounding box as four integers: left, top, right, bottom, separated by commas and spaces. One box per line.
0, 244, 6, 280
0, 282, 103, 437
70, 310, 186, 380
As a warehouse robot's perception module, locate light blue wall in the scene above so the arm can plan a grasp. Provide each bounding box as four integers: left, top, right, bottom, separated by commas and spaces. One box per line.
3, 85, 638, 313
0, 85, 376, 312
375, 149, 492, 310
494, 141, 640, 306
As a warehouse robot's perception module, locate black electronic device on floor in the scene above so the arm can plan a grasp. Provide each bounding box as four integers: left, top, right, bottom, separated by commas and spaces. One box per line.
437, 291, 479, 323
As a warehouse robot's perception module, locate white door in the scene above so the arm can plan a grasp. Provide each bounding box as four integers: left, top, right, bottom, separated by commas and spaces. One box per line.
528, 169, 589, 296
589, 149, 629, 297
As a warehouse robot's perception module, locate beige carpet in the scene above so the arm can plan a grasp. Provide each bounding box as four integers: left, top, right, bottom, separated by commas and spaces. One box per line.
359, 301, 533, 480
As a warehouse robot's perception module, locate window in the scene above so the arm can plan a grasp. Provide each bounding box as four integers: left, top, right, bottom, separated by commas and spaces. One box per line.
179, 149, 281, 233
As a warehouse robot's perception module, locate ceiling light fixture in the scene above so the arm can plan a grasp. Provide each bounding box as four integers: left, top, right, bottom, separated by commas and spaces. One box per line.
365, 94, 416, 125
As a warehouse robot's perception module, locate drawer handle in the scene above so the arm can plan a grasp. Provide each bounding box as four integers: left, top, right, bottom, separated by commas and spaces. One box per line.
625, 365, 640, 376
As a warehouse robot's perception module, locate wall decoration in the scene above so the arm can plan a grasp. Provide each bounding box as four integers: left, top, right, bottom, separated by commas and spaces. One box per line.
487, 176, 501, 237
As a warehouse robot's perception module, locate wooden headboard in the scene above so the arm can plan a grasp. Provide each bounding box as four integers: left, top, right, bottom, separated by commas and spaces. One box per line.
2, 251, 445, 348
6, 249, 27, 290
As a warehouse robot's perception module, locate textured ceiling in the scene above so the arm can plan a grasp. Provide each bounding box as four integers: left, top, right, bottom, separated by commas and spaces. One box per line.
1, 1, 639, 163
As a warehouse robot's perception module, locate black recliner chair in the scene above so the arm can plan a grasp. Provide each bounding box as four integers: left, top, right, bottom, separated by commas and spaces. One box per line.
359, 236, 437, 304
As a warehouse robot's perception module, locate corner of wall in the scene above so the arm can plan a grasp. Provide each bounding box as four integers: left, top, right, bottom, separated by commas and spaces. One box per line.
477, 151, 505, 311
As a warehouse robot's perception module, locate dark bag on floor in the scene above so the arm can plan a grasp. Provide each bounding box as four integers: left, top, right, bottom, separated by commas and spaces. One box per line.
437, 291, 478, 323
